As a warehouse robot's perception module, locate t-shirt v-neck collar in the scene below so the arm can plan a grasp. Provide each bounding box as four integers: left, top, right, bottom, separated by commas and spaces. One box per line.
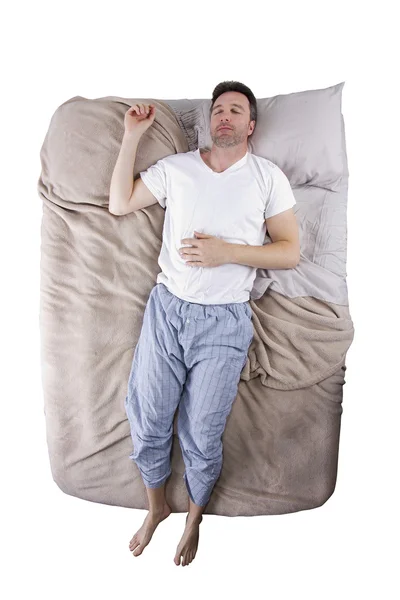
196, 148, 248, 175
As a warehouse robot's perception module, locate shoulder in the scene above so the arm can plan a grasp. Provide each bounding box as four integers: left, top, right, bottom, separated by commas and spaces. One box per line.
249, 152, 279, 173
248, 153, 278, 190
149, 150, 194, 172
162, 150, 196, 164
250, 153, 290, 184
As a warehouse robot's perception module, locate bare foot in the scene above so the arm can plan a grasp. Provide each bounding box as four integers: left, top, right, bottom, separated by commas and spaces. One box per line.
129, 503, 171, 557
174, 514, 202, 566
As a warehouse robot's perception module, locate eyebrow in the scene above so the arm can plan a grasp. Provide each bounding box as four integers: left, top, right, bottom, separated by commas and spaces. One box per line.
212, 103, 245, 111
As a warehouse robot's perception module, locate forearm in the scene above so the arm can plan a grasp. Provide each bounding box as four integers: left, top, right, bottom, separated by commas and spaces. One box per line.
227, 241, 298, 269
109, 132, 141, 213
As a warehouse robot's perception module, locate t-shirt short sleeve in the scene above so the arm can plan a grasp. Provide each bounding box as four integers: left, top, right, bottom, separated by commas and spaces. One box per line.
264, 165, 296, 219
139, 158, 167, 208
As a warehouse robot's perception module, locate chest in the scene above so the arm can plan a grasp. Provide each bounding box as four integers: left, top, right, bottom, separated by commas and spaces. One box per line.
166, 163, 266, 243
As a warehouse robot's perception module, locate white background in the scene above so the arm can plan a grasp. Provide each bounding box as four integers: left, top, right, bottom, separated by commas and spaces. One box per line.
2, 0, 399, 597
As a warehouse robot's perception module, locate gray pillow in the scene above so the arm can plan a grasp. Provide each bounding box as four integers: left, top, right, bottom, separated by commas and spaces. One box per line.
191, 82, 346, 191
160, 99, 203, 153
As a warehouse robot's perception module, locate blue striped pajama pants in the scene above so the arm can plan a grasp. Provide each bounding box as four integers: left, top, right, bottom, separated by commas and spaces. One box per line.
124, 282, 253, 507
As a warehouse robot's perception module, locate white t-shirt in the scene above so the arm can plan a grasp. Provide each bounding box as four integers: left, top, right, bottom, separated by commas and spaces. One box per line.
140, 148, 296, 305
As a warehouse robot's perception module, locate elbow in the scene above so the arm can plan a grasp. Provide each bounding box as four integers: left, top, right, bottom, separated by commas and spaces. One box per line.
108, 201, 124, 216
291, 253, 300, 268
108, 193, 127, 215
108, 208, 122, 216
289, 247, 301, 268
281, 240, 300, 268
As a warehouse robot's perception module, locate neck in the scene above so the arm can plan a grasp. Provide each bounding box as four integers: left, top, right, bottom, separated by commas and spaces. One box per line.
203, 145, 248, 170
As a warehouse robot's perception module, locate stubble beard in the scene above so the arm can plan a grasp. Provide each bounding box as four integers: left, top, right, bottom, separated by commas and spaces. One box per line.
211, 127, 247, 148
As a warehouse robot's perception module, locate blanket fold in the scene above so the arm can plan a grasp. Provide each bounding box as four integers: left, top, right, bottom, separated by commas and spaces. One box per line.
243, 290, 354, 390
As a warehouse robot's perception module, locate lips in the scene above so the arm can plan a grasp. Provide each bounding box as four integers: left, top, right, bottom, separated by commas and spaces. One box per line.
218, 126, 233, 131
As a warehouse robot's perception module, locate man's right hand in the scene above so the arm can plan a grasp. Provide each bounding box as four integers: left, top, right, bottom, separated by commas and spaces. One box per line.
124, 103, 156, 137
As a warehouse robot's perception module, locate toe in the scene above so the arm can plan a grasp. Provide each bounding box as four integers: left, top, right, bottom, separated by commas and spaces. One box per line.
131, 541, 140, 552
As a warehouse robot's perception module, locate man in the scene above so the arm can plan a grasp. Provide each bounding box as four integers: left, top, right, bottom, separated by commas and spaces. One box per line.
109, 81, 300, 566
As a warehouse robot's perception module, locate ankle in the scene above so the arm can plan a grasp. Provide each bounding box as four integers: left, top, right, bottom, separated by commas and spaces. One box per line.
149, 504, 167, 518
186, 514, 203, 526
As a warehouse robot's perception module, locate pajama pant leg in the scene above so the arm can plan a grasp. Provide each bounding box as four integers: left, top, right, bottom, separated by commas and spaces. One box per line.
124, 282, 253, 504
124, 284, 187, 488
176, 298, 254, 507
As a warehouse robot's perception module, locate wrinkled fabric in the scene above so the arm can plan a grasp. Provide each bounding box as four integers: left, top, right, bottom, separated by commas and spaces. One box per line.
140, 148, 296, 304
124, 283, 253, 506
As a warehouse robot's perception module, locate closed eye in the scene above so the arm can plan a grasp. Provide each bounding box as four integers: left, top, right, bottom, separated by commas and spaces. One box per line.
215, 110, 239, 114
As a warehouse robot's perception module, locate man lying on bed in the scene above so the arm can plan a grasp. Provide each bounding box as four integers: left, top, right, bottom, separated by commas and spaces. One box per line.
109, 81, 300, 567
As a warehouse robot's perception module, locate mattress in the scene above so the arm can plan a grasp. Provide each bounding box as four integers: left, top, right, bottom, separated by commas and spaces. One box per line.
37, 82, 354, 516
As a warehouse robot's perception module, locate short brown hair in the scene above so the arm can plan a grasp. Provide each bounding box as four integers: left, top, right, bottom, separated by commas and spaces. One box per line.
210, 80, 257, 137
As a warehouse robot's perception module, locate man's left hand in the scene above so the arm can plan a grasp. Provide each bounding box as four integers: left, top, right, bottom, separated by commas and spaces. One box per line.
179, 231, 230, 268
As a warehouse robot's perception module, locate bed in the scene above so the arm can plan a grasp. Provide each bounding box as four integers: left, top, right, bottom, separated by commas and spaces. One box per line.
37, 81, 354, 516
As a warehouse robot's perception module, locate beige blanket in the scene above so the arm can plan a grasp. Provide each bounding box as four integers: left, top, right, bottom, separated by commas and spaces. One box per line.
37, 96, 354, 516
